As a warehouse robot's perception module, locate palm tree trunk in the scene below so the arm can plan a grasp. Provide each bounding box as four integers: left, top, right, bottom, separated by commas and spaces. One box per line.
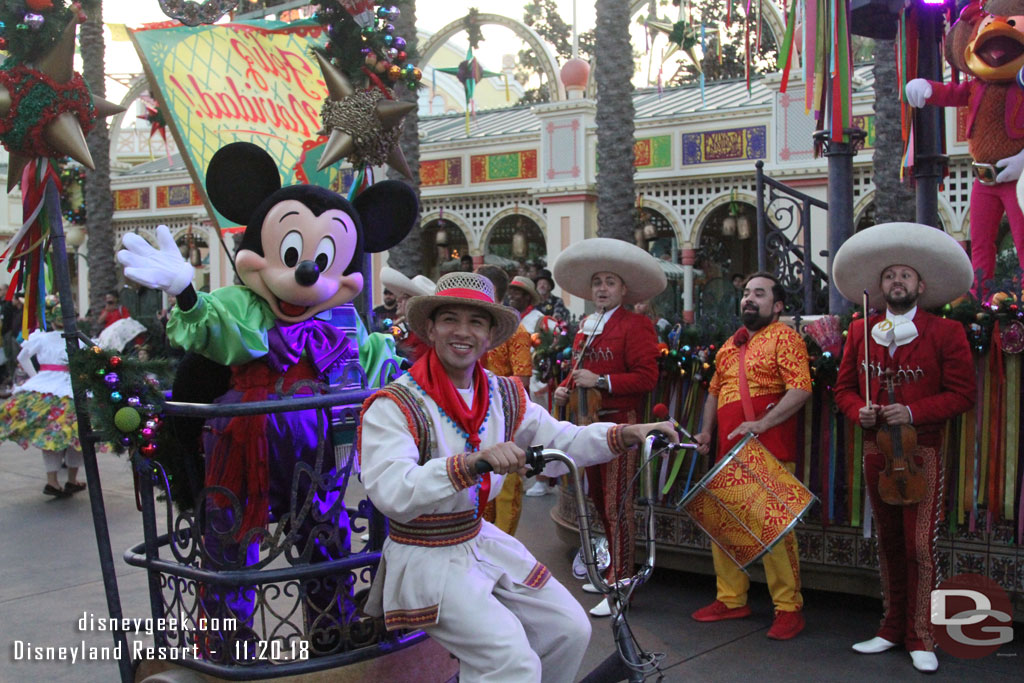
594, 0, 636, 242
871, 41, 914, 224
80, 1, 117, 316
383, 0, 422, 278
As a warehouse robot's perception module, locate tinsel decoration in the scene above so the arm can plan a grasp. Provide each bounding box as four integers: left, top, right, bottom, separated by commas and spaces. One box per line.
68, 345, 170, 455
0, 0, 75, 63
319, 88, 402, 169
138, 94, 169, 161
156, 0, 239, 27
314, 2, 421, 90
435, 46, 506, 134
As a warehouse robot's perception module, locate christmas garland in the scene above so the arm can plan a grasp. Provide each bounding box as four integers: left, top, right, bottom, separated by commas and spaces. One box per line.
59, 163, 86, 224
0, 0, 75, 63
69, 345, 170, 456
0, 65, 94, 159
314, 2, 421, 91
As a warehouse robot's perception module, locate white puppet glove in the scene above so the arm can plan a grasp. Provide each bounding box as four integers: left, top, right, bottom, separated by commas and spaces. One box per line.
996, 148, 1024, 183
904, 79, 933, 108
117, 224, 194, 295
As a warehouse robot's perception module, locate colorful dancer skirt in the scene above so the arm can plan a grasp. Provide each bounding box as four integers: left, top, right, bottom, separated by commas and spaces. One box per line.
0, 391, 80, 451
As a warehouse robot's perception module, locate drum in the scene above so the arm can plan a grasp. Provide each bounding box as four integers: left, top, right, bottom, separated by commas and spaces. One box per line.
678, 434, 815, 569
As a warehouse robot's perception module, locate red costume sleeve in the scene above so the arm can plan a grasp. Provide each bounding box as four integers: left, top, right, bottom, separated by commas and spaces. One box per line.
925, 79, 973, 108
606, 312, 659, 395
905, 318, 975, 425
834, 319, 868, 425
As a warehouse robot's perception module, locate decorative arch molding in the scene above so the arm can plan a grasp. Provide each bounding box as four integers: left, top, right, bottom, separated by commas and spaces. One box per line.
420, 209, 474, 250
418, 13, 564, 102
479, 205, 547, 252
690, 190, 758, 246
852, 192, 874, 228
637, 196, 683, 244
109, 74, 152, 166
629, 0, 789, 69
852, 191, 962, 240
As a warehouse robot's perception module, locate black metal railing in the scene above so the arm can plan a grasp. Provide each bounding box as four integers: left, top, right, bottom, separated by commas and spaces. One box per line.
755, 160, 831, 318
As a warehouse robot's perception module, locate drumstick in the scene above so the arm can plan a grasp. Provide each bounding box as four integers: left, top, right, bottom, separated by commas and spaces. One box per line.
863, 289, 871, 410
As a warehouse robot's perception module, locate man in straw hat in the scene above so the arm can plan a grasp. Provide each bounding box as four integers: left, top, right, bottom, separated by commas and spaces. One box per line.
508, 274, 544, 335
833, 223, 975, 673
357, 272, 677, 682
691, 272, 812, 639
551, 238, 665, 617
379, 266, 434, 363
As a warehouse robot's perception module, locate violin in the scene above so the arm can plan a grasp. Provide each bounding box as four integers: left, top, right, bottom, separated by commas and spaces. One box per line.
875, 369, 926, 506
559, 309, 605, 425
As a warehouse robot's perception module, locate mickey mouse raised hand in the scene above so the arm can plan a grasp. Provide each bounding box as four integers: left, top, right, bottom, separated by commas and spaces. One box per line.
116, 142, 418, 652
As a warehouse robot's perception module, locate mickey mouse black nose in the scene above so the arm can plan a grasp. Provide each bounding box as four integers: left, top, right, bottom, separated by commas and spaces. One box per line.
295, 260, 320, 286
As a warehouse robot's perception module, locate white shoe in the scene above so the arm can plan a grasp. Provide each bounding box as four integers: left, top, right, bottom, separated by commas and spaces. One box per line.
582, 582, 601, 594
852, 637, 898, 654
525, 481, 550, 497
910, 650, 938, 673
589, 599, 611, 617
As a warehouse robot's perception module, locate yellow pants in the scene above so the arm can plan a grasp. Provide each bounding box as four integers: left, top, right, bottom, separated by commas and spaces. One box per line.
483, 473, 524, 535
711, 462, 803, 612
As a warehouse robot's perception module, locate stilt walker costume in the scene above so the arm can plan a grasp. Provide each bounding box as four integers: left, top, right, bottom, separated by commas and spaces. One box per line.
834, 223, 976, 673
552, 239, 665, 596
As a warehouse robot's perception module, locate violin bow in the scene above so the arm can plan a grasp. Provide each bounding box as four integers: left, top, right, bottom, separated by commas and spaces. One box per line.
568, 307, 607, 386
863, 289, 871, 410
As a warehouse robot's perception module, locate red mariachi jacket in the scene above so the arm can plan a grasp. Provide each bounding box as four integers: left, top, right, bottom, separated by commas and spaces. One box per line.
560, 307, 659, 416
834, 310, 975, 446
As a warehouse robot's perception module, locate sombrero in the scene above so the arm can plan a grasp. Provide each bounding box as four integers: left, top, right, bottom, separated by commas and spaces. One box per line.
406, 272, 521, 350
832, 222, 973, 310
381, 266, 434, 298
509, 275, 539, 304
552, 238, 667, 305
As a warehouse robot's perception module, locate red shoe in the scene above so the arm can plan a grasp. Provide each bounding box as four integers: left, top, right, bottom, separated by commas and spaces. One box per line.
691, 600, 752, 622
766, 610, 805, 640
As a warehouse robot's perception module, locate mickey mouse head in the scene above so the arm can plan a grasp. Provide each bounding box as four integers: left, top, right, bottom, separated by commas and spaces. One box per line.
204, 142, 418, 323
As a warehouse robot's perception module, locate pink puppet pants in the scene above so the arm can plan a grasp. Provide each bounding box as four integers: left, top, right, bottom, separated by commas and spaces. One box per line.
969, 178, 1024, 289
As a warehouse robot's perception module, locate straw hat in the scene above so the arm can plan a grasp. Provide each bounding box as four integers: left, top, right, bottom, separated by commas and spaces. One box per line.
832, 222, 973, 310
552, 238, 667, 305
406, 272, 521, 349
509, 275, 539, 304
381, 266, 434, 298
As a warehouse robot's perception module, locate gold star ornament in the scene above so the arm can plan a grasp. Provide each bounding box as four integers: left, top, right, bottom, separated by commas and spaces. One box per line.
314, 52, 415, 178
0, 16, 125, 193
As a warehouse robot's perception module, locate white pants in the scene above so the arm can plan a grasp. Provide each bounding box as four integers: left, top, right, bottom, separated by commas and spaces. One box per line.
42, 448, 82, 474
423, 563, 591, 683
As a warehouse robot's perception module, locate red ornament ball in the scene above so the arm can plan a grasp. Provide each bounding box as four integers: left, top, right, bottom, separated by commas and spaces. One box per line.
140, 443, 158, 457
109, 356, 122, 368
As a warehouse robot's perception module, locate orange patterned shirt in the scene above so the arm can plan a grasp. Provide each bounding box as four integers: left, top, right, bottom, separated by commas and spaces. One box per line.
709, 321, 811, 408
484, 324, 533, 378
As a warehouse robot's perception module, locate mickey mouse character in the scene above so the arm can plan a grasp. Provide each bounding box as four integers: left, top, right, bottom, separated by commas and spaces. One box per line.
905, 0, 1024, 291
117, 142, 418, 653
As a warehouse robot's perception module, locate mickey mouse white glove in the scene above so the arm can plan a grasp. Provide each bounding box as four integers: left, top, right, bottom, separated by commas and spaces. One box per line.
904, 79, 932, 108
117, 224, 194, 295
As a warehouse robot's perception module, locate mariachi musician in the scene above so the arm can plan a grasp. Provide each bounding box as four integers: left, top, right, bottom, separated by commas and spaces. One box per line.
833, 223, 975, 673
691, 271, 812, 640
552, 238, 664, 617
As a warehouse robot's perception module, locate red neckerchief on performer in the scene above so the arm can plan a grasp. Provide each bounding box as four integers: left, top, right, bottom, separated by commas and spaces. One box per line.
410, 348, 492, 508
732, 326, 757, 421
522, 304, 535, 317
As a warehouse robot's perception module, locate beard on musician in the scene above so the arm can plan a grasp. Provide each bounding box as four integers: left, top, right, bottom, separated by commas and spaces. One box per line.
880, 264, 923, 315
739, 274, 784, 332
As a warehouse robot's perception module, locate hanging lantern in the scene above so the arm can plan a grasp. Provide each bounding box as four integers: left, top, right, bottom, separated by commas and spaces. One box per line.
436, 223, 449, 247
65, 224, 86, 248
180, 227, 192, 258
512, 226, 528, 258
643, 222, 657, 240
189, 239, 202, 268
722, 215, 737, 237
737, 214, 752, 240
634, 226, 646, 246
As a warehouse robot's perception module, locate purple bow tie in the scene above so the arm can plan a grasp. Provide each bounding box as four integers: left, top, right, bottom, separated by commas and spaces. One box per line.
267, 319, 355, 374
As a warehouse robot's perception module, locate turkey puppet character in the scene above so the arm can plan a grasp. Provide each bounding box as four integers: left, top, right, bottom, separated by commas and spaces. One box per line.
905, 0, 1024, 291
116, 142, 418, 653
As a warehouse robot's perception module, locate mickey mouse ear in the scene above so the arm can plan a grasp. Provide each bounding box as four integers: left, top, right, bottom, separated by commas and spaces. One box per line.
353, 180, 420, 252
205, 143, 282, 226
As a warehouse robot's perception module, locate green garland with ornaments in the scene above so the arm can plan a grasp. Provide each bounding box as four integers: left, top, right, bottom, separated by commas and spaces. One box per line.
0, 0, 75, 63
69, 345, 170, 456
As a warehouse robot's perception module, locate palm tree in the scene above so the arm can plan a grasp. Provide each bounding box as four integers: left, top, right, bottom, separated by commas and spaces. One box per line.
871, 40, 914, 224
80, 1, 117, 317
594, 0, 636, 242
383, 0, 422, 277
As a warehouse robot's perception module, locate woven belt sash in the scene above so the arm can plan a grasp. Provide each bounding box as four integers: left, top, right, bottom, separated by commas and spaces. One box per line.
389, 509, 482, 547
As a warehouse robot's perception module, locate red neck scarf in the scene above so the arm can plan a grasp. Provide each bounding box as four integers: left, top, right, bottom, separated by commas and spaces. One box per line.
410, 348, 490, 449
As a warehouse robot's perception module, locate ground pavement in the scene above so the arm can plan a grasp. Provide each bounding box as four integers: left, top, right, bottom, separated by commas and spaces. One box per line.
0, 439, 1020, 682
